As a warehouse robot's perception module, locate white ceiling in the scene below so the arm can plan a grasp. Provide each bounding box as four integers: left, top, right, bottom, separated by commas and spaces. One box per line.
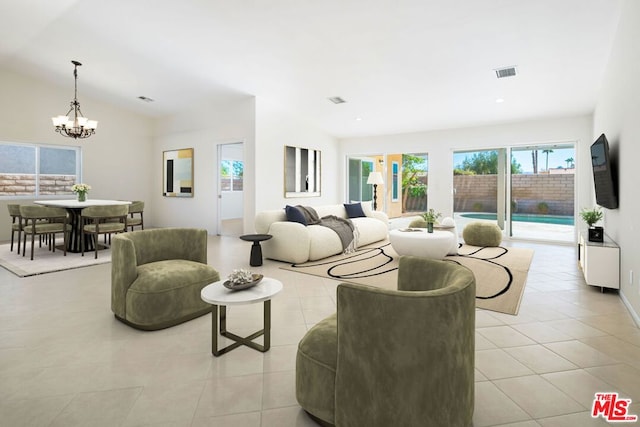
0, 0, 622, 138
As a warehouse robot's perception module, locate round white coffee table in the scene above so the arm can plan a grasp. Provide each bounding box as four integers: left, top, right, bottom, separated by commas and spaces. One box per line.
201, 277, 283, 356
389, 229, 455, 259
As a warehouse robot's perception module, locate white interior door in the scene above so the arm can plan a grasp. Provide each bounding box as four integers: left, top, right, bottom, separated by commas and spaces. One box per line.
217, 142, 244, 236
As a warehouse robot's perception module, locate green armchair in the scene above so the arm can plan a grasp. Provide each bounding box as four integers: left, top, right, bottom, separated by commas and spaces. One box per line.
296, 256, 476, 427
111, 228, 220, 330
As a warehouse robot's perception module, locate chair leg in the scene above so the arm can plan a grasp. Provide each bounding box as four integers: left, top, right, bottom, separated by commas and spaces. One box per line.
30, 233, 35, 260
10, 230, 14, 252
94, 234, 99, 259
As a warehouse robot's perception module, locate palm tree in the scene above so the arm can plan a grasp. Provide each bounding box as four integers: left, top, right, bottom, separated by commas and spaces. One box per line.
565, 157, 574, 168
531, 150, 538, 174
542, 149, 554, 172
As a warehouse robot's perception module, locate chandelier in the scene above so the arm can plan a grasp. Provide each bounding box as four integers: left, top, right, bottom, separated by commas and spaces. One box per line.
52, 60, 97, 139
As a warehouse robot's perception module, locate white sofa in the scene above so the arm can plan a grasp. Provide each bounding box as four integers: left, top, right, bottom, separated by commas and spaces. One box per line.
255, 203, 389, 263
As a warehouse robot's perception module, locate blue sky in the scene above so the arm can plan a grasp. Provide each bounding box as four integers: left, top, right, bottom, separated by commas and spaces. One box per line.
453, 147, 576, 174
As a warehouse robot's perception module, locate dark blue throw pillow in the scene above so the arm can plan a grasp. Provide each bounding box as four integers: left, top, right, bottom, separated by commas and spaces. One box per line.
344, 202, 366, 218
285, 205, 307, 225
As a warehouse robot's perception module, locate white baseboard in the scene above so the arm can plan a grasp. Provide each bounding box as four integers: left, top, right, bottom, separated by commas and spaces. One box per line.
620, 290, 640, 328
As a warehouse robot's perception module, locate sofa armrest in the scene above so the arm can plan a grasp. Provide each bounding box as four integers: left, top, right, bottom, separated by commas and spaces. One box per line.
111, 235, 138, 318
262, 221, 311, 263
369, 210, 389, 225
255, 210, 287, 234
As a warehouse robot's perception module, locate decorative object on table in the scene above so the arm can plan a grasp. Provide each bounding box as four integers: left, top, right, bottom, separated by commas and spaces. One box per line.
580, 206, 604, 242
223, 269, 264, 290
366, 171, 384, 210
239, 234, 272, 266
284, 145, 321, 198
71, 183, 91, 202
420, 208, 442, 233
163, 148, 194, 197
52, 60, 98, 139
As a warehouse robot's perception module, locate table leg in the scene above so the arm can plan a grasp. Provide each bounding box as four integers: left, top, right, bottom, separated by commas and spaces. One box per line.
66, 208, 95, 253
210, 301, 272, 356
250, 241, 263, 266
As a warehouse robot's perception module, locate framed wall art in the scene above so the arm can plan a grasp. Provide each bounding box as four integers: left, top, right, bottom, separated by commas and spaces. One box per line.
163, 148, 194, 197
284, 145, 321, 198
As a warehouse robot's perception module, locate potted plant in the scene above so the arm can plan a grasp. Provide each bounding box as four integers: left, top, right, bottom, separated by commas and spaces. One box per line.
580, 207, 604, 242
421, 208, 442, 233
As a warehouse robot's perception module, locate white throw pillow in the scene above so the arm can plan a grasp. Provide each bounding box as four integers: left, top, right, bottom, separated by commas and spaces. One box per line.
352, 200, 373, 217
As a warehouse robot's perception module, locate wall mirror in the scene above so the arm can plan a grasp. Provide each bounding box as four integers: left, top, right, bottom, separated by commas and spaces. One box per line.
284, 145, 321, 197
163, 148, 194, 197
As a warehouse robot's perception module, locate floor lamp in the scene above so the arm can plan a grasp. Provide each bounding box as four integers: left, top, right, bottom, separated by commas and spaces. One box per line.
367, 172, 384, 210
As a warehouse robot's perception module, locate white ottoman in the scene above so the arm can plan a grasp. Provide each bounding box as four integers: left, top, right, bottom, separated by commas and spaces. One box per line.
389, 229, 456, 259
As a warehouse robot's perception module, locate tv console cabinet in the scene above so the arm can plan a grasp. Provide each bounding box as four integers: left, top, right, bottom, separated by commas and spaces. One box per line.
578, 231, 619, 291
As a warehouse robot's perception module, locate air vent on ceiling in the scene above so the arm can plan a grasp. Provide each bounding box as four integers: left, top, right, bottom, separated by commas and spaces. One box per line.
495, 66, 517, 79
138, 96, 155, 102
328, 96, 346, 104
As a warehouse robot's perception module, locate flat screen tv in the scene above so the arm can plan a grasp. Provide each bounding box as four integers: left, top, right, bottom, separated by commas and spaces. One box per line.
590, 133, 618, 209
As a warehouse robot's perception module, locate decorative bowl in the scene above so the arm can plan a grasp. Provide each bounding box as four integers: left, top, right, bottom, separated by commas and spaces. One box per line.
223, 274, 263, 291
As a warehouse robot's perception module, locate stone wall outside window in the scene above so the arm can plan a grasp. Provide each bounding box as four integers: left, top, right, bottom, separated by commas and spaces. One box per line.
0, 173, 75, 196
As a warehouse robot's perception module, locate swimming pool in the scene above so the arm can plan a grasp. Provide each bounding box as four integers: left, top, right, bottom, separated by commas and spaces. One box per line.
460, 213, 574, 226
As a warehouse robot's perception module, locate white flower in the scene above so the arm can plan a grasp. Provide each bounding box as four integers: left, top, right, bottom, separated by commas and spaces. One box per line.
71, 183, 91, 193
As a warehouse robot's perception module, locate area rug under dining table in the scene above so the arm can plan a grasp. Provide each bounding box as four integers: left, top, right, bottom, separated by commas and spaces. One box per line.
0, 243, 110, 277
280, 240, 534, 315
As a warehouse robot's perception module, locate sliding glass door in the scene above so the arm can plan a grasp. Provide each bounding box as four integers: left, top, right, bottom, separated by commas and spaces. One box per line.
509, 144, 575, 242
453, 148, 507, 233
348, 158, 374, 202
453, 144, 575, 243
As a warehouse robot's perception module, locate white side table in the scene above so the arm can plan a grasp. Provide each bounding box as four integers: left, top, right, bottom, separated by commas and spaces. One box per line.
200, 277, 283, 356
389, 229, 456, 259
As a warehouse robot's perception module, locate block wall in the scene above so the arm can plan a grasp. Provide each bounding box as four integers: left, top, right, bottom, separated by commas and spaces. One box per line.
453, 174, 574, 215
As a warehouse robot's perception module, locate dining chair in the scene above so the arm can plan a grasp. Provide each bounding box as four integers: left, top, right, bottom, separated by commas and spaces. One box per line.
19, 205, 70, 260
80, 205, 129, 259
8, 204, 23, 254
127, 200, 145, 231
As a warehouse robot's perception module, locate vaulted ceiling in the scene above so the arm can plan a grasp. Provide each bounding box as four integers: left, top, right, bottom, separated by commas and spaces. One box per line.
0, 0, 622, 137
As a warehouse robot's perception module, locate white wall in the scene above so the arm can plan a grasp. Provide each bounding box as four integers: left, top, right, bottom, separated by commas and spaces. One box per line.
339, 115, 593, 221
152, 97, 256, 234
254, 98, 339, 214
0, 67, 154, 241
592, 0, 640, 323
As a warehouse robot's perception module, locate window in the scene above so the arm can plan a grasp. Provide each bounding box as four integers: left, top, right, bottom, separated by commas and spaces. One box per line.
221, 160, 244, 191
0, 142, 81, 199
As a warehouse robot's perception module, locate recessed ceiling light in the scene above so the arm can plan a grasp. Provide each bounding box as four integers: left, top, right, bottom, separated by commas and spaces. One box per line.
328, 96, 346, 104
355, 117, 362, 121
138, 96, 154, 103
495, 98, 505, 103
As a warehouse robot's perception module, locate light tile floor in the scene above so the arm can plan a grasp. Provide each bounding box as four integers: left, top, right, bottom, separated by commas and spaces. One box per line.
1, 236, 639, 426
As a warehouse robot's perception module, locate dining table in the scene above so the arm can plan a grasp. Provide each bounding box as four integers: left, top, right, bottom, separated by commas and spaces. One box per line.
33, 199, 131, 253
